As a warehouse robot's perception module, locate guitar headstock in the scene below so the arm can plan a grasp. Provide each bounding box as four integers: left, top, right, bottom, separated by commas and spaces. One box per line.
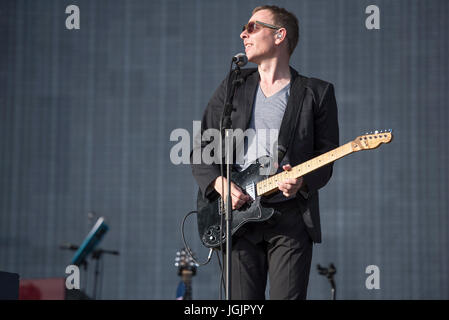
352, 129, 393, 151
174, 248, 198, 277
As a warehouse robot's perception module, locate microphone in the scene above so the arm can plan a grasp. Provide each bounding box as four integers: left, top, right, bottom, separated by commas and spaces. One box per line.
232, 53, 248, 67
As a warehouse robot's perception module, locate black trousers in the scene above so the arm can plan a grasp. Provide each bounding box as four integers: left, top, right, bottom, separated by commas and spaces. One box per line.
227, 199, 313, 300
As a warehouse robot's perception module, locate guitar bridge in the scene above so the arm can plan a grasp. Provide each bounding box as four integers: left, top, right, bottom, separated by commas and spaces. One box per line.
245, 182, 256, 200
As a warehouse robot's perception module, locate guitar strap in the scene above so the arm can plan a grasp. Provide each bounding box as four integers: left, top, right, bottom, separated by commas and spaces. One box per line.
276, 73, 309, 165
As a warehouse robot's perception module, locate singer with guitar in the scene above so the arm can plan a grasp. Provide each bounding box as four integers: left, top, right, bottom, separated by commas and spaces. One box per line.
191, 5, 339, 300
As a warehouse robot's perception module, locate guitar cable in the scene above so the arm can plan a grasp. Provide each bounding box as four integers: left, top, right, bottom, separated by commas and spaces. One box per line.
180, 209, 228, 300
180, 210, 214, 267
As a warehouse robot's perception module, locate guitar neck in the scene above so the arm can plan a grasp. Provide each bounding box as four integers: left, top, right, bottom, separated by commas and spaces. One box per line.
257, 142, 354, 196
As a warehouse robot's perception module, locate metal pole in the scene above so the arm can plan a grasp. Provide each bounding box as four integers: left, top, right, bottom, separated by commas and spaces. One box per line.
225, 129, 233, 300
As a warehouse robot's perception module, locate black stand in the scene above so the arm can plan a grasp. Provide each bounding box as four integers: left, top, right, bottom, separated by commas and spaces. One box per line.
91, 248, 119, 299
220, 63, 244, 301
81, 260, 89, 294
317, 263, 337, 300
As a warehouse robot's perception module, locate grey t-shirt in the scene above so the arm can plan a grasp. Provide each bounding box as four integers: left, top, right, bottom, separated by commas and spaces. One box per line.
235, 82, 291, 172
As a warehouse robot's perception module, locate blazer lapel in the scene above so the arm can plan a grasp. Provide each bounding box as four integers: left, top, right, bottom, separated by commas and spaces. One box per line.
277, 67, 308, 161
240, 70, 259, 130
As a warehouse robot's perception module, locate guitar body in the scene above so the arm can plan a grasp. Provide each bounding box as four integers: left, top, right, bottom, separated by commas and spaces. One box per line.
197, 157, 275, 249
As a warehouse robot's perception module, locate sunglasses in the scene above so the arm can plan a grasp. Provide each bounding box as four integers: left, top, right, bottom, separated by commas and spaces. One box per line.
242, 20, 281, 34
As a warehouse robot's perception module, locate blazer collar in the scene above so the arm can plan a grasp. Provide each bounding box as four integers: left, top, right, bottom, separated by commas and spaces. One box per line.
242, 70, 260, 129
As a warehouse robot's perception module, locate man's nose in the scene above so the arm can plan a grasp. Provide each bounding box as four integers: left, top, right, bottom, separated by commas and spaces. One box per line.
240, 30, 248, 40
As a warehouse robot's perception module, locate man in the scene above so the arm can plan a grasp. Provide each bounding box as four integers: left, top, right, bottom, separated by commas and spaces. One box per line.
191, 5, 339, 299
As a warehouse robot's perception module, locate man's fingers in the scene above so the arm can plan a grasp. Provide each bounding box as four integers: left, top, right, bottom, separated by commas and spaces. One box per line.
278, 181, 296, 190
228, 183, 250, 210
283, 184, 294, 191
231, 184, 250, 200
278, 179, 302, 198
232, 198, 245, 210
231, 190, 249, 201
283, 178, 298, 185
232, 196, 248, 209
221, 183, 244, 198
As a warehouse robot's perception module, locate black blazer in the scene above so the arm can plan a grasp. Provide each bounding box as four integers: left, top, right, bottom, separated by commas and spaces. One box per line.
190, 67, 339, 243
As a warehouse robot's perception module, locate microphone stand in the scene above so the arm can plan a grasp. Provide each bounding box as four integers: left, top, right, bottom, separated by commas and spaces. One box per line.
317, 263, 337, 300
220, 62, 244, 301
91, 248, 119, 300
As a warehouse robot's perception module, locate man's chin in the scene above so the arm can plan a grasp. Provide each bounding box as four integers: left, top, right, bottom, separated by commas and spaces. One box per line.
247, 54, 260, 65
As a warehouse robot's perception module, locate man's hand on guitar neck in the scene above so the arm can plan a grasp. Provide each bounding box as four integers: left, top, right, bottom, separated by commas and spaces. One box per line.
213, 176, 251, 210
277, 164, 304, 198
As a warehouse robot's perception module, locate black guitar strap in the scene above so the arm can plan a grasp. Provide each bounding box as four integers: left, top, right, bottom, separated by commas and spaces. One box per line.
276, 72, 309, 165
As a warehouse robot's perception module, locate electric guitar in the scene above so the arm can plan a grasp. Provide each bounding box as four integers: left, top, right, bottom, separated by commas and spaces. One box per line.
174, 248, 198, 300
196, 130, 393, 249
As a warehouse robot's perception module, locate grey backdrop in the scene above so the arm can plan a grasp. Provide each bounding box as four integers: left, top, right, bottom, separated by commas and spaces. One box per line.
1, 0, 448, 299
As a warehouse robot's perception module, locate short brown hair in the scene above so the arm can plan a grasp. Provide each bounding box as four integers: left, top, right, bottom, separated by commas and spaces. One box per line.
252, 5, 299, 56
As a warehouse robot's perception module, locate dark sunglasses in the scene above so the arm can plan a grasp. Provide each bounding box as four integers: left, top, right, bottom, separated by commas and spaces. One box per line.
242, 20, 281, 34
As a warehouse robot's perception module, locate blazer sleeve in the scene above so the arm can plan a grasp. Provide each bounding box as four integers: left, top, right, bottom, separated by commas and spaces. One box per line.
302, 82, 340, 195
190, 77, 227, 199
